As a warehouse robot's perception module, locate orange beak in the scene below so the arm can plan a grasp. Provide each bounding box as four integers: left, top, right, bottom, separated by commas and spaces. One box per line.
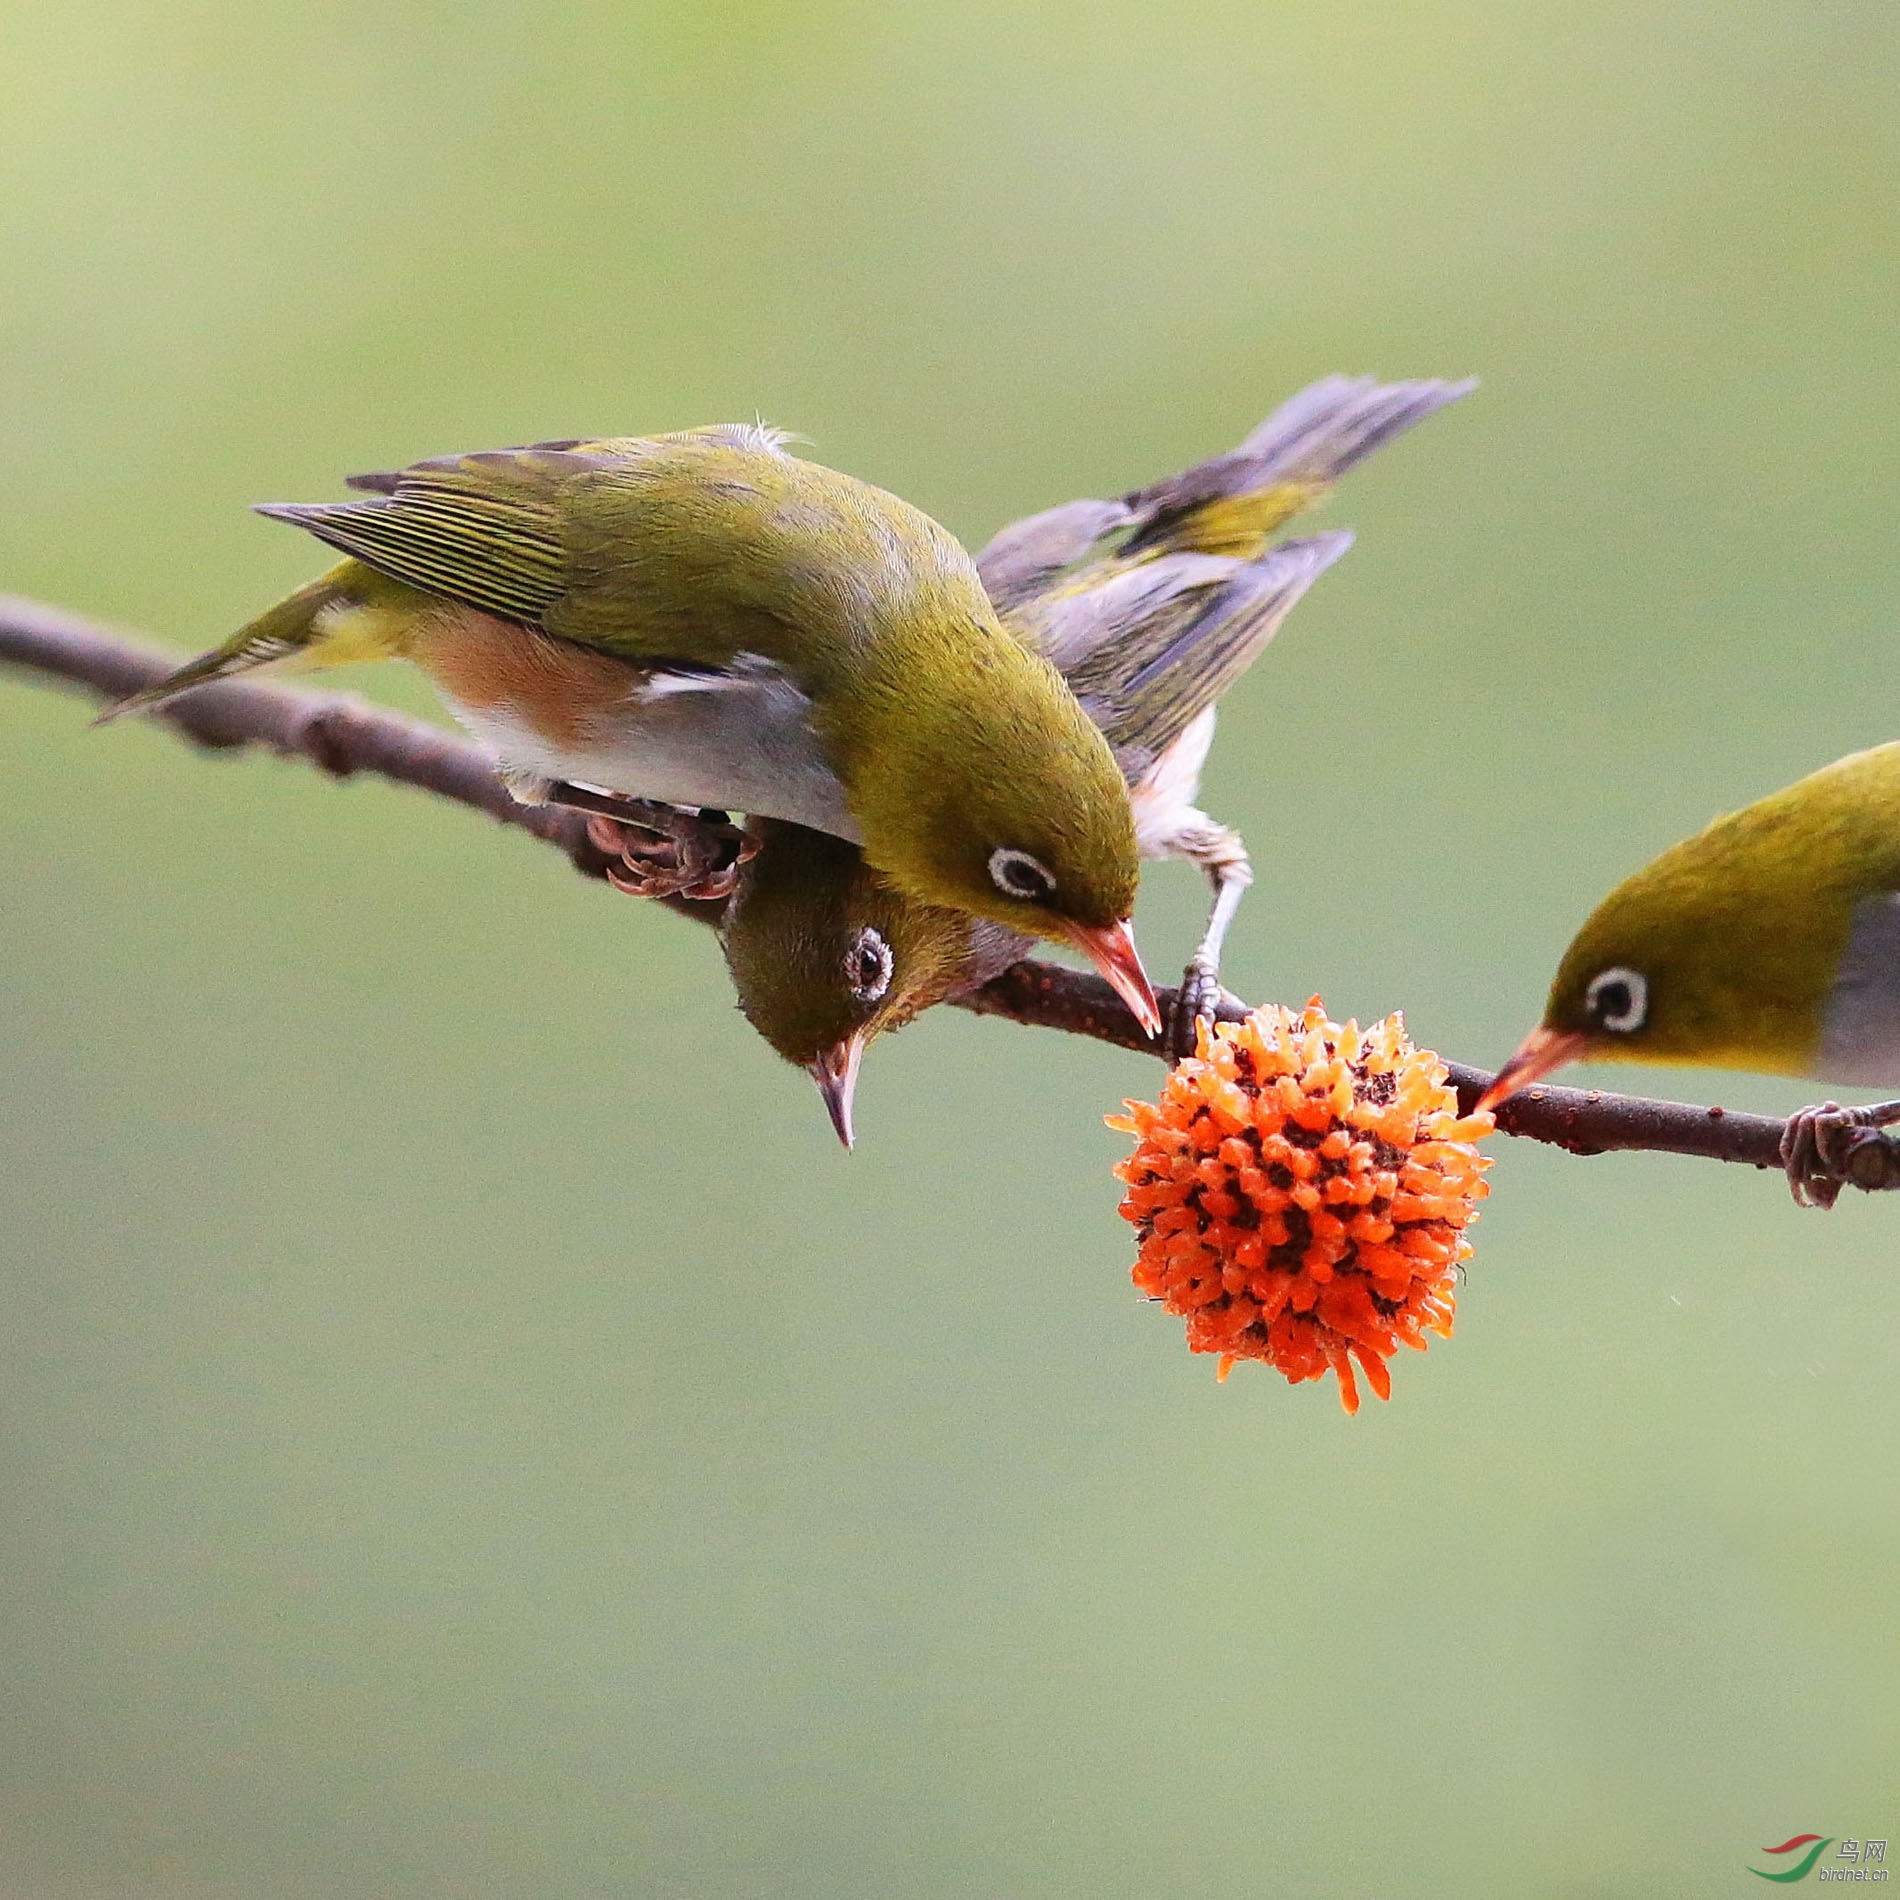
1474, 1026, 1592, 1114
1066, 918, 1162, 1038
807, 1031, 867, 1150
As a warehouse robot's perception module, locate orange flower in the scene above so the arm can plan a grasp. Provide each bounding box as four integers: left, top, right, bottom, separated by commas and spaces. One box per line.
1108, 999, 1494, 1413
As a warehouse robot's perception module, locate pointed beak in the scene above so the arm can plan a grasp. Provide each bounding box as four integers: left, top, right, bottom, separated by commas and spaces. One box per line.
1066, 918, 1162, 1038
1475, 1026, 1592, 1114
807, 1032, 867, 1150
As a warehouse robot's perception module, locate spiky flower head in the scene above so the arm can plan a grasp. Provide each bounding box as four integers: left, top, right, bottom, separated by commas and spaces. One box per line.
1109, 1000, 1494, 1413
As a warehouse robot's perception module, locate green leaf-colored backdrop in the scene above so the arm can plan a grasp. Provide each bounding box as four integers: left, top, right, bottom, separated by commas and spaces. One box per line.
3, 4, 1897, 1893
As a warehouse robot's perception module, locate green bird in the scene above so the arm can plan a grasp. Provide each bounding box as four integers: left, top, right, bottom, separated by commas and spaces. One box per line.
1478, 740, 1900, 1206
706, 374, 1474, 1143
101, 424, 1160, 1030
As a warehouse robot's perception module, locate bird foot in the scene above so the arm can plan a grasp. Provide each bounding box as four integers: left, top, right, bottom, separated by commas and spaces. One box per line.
1167, 960, 1228, 1061
1779, 1100, 1900, 1209
584, 807, 756, 903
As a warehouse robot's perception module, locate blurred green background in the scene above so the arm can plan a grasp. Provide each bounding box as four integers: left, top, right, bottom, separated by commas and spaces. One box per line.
3, 3, 1898, 1895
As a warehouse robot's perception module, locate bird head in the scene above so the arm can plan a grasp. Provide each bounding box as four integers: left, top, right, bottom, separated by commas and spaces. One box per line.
840, 644, 1158, 1037
1477, 753, 1895, 1111
720, 822, 1028, 1147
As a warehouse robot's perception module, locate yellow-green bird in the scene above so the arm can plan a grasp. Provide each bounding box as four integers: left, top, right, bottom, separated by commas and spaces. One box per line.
718, 536, 1347, 1143
101, 424, 1159, 1030
708, 375, 1474, 1142
1479, 740, 1900, 1206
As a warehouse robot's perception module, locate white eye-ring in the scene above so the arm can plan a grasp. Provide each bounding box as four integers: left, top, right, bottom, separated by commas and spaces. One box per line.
988, 847, 1057, 903
845, 926, 893, 1004
1586, 966, 1648, 1034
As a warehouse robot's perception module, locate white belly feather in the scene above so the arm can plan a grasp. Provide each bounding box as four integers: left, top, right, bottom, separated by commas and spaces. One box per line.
441, 655, 862, 841
1130, 705, 1219, 859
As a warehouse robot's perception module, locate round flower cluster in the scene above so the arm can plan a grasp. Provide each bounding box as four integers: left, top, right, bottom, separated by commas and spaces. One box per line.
1108, 1000, 1494, 1413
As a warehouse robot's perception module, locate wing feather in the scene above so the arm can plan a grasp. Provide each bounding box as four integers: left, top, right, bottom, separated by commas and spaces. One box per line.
254, 449, 612, 626
973, 498, 1134, 612
1120, 376, 1474, 557
1065, 532, 1353, 762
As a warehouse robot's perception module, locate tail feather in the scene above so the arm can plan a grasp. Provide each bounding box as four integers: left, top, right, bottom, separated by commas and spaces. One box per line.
92, 561, 370, 723
1121, 375, 1474, 559
92, 639, 288, 724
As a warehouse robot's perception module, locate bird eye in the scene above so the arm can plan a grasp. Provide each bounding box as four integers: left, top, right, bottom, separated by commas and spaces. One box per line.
988, 847, 1057, 904
1585, 966, 1647, 1034
845, 926, 893, 1004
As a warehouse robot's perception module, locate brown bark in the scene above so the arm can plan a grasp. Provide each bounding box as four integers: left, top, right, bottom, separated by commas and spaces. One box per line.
3, 593, 1876, 1186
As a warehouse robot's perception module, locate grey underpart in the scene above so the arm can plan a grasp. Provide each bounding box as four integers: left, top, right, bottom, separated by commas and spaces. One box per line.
450, 649, 860, 842
610, 654, 859, 839
1814, 890, 1900, 1084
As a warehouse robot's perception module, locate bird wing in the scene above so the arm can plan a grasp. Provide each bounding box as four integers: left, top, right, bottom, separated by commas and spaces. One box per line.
1119, 375, 1475, 559
973, 376, 1469, 634
973, 497, 1135, 613
1053, 532, 1353, 765
1015, 550, 1237, 678
257, 445, 621, 628
290, 424, 833, 670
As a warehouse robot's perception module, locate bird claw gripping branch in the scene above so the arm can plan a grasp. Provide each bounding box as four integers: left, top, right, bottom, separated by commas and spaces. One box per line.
584, 807, 757, 903
1778, 1100, 1900, 1209
1168, 963, 1239, 1062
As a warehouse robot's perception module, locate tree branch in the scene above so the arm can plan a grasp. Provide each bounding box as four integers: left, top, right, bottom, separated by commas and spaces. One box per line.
4, 593, 1887, 1187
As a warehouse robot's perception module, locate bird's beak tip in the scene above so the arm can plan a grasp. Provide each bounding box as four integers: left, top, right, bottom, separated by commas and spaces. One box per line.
1475, 1026, 1587, 1114
1068, 917, 1162, 1038
808, 1033, 866, 1150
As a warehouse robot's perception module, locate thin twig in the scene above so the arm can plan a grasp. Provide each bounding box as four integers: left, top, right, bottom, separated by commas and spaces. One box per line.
958, 960, 1801, 1168
3, 593, 1887, 1185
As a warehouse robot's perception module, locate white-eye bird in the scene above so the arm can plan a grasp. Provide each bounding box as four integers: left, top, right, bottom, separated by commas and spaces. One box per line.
1478, 740, 1900, 1206
101, 424, 1160, 1031
704, 374, 1475, 1141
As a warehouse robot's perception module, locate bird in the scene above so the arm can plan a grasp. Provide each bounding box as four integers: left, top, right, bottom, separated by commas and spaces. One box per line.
717, 536, 1347, 1145
1477, 739, 1900, 1207
98, 423, 1160, 1031
713, 818, 1025, 1147
703, 374, 1475, 1143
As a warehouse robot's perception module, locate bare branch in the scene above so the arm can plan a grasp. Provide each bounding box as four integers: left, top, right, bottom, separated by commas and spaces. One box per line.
2, 592, 1881, 1186
958, 960, 1803, 1169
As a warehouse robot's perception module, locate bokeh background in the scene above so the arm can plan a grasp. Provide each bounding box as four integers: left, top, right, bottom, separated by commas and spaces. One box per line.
4, 4, 1898, 1895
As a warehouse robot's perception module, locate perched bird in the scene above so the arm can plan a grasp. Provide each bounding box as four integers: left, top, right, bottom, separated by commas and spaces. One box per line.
100, 425, 1160, 1031
714, 818, 1025, 1146
719, 537, 1347, 1144
1478, 740, 1900, 1206
711, 374, 1475, 1142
